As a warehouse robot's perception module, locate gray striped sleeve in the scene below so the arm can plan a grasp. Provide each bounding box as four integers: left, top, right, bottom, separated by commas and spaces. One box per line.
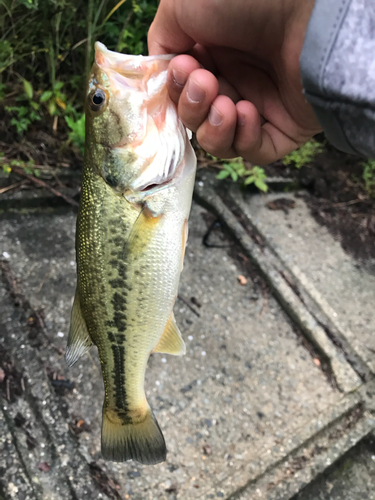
300, 0, 375, 158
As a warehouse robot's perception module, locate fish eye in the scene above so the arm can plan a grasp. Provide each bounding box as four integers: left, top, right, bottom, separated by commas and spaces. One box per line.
89, 88, 107, 111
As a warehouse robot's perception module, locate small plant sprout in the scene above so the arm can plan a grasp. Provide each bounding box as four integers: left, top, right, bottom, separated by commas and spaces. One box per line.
5, 79, 41, 134
362, 159, 375, 197
283, 139, 324, 169
216, 158, 268, 192
40, 81, 67, 116
65, 113, 86, 154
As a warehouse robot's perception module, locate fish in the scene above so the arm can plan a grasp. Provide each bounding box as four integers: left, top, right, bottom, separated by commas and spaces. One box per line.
65, 42, 196, 465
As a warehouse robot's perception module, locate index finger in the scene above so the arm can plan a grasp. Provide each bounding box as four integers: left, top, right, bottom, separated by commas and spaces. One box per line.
147, 0, 195, 55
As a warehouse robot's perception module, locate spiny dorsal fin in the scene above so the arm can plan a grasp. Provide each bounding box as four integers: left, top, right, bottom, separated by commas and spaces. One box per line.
65, 289, 93, 367
153, 314, 186, 356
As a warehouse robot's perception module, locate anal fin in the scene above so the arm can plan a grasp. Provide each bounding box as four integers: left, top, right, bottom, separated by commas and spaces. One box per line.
153, 314, 186, 356
65, 289, 93, 367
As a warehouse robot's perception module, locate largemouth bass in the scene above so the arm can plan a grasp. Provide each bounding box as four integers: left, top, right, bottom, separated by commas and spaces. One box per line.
66, 42, 196, 465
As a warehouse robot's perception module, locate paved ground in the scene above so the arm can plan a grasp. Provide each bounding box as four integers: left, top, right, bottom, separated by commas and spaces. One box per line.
1, 172, 374, 499
232, 187, 375, 375
295, 435, 375, 500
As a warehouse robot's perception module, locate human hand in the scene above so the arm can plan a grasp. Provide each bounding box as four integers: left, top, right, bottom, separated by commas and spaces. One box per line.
148, 0, 322, 164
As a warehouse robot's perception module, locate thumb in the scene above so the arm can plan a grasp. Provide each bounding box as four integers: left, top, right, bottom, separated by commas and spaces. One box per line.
148, 0, 196, 55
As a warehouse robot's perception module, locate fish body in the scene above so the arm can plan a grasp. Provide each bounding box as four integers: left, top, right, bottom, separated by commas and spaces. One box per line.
66, 42, 196, 464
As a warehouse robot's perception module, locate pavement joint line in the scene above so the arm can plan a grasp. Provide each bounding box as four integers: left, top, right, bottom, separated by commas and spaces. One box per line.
193, 181, 362, 394
234, 408, 375, 500
228, 186, 375, 378
199, 392, 362, 499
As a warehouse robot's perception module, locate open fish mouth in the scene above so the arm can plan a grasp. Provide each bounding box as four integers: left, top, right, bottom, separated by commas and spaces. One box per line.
94, 42, 175, 98
95, 41, 175, 68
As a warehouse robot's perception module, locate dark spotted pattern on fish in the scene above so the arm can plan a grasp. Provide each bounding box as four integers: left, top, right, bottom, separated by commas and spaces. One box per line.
106, 225, 131, 419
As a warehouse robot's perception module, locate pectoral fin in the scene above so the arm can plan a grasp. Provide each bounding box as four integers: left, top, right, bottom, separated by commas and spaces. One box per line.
65, 290, 93, 367
153, 314, 186, 356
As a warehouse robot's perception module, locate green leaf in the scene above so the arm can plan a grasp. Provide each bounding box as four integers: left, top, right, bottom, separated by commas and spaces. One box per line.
54, 81, 64, 91
23, 79, 33, 99
30, 101, 39, 110
40, 90, 53, 102
48, 99, 56, 115
231, 172, 238, 182
255, 179, 268, 192
223, 163, 234, 174
244, 175, 255, 185
3, 164, 11, 175
216, 169, 230, 180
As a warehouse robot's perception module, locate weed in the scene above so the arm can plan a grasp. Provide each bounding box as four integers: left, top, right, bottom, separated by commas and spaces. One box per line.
65, 112, 85, 154
216, 158, 268, 192
1, 157, 40, 177
362, 159, 375, 196
1, 0, 158, 139
5, 80, 42, 133
283, 139, 324, 169
40, 81, 67, 116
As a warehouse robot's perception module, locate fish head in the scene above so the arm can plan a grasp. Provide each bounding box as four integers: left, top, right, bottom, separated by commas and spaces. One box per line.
85, 42, 194, 201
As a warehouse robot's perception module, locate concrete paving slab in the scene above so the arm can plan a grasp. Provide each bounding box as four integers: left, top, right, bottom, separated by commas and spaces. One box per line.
236, 406, 375, 500
0, 283, 113, 500
229, 188, 375, 375
194, 176, 361, 393
0, 202, 345, 499
293, 434, 375, 500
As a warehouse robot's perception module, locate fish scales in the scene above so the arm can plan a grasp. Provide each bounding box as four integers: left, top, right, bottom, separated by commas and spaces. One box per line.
66, 42, 196, 465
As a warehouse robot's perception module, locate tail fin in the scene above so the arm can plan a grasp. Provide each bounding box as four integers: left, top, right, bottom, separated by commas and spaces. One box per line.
101, 408, 166, 465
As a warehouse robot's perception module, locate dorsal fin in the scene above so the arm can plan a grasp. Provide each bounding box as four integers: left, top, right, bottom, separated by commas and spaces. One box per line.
153, 314, 186, 356
65, 289, 93, 367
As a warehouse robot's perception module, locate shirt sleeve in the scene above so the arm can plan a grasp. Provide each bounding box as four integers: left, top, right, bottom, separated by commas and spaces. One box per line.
300, 0, 375, 158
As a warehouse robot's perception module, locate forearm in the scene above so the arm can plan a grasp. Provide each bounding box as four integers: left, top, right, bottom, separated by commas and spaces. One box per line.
300, 0, 375, 157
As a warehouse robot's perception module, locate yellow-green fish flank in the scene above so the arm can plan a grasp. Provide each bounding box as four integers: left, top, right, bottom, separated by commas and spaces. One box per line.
66, 42, 196, 464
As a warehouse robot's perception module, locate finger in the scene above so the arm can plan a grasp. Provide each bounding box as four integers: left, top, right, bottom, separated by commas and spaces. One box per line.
166, 55, 202, 104
234, 100, 302, 165
177, 69, 219, 133
148, 0, 195, 55
187, 44, 218, 74
196, 95, 238, 158
217, 76, 241, 103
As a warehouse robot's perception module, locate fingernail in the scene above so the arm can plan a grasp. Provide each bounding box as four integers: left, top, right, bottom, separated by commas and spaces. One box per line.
208, 105, 223, 126
186, 79, 206, 103
172, 69, 187, 87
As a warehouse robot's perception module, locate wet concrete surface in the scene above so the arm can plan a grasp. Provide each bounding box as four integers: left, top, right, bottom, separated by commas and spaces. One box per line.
294, 435, 375, 500
0, 182, 374, 499
233, 189, 375, 375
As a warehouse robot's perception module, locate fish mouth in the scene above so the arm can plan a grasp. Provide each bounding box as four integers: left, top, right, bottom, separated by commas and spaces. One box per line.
93, 41, 175, 107
94, 42, 175, 72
